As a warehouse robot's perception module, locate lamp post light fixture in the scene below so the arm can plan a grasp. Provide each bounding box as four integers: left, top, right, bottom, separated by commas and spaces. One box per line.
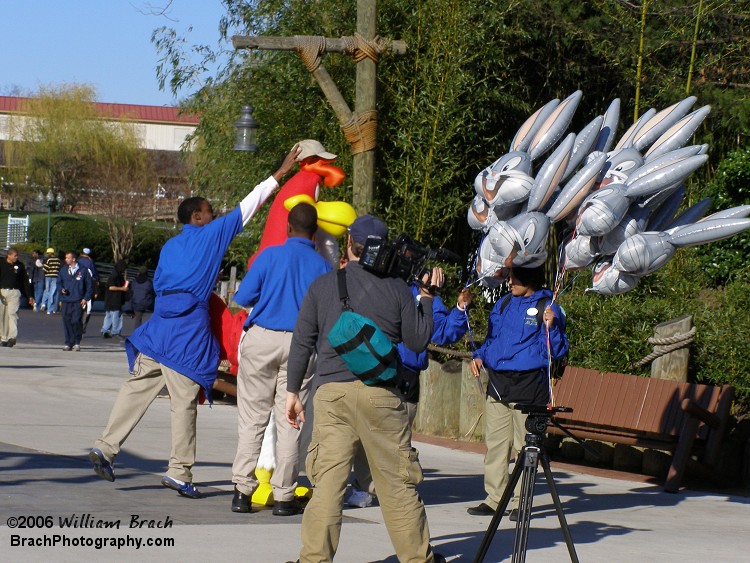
233, 105, 259, 152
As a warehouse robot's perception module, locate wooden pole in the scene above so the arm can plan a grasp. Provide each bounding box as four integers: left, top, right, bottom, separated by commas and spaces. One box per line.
353, 0, 377, 214
232, 0, 405, 214
650, 315, 693, 382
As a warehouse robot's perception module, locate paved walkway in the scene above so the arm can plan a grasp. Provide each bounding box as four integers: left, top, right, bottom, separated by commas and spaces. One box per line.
1, 308, 748, 562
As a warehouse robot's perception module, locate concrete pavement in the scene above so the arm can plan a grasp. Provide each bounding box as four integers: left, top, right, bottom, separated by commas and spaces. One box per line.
1, 308, 749, 562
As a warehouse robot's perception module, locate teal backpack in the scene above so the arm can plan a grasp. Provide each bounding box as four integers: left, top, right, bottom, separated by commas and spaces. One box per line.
327, 269, 400, 386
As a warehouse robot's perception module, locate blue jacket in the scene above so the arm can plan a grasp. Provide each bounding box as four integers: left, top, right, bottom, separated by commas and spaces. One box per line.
234, 237, 332, 332
398, 282, 468, 372
57, 264, 93, 302
474, 288, 568, 372
126, 207, 244, 401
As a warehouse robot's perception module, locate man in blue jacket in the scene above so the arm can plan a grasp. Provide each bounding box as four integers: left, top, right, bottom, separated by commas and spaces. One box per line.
57, 251, 93, 352
89, 146, 300, 499
467, 265, 568, 520
230, 202, 332, 516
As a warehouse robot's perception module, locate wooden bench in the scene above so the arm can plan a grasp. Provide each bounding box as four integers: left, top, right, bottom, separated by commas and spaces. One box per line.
547, 366, 735, 492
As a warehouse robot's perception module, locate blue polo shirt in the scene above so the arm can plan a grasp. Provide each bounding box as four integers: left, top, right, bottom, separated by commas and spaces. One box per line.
234, 237, 332, 331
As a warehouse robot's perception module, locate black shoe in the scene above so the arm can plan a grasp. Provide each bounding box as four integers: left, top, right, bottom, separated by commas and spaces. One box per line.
509, 508, 519, 522
231, 487, 252, 513
7, 338, 16, 347
102, 333, 111, 339
467, 502, 495, 516
272, 499, 305, 516
0, 341, 6, 347
429, 546, 447, 563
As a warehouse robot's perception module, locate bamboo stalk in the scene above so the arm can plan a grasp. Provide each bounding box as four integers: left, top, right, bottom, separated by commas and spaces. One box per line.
686, 0, 705, 95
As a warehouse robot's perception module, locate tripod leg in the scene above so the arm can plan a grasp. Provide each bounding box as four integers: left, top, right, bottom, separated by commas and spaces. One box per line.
540, 454, 579, 563
473, 449, 525, 563
511, 446, 539, 563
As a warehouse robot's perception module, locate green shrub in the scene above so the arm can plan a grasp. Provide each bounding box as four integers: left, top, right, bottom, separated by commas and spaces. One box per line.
695, 146, 750, 286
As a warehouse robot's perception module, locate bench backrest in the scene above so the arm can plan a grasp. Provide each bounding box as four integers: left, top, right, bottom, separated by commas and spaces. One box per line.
551, 366, 723, 440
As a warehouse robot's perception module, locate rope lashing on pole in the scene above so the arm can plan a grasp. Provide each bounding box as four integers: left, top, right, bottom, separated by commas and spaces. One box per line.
342, 110, 378, 154
342, 32, 388, 63
294, 35, 326, 72
629, 326, 696, 369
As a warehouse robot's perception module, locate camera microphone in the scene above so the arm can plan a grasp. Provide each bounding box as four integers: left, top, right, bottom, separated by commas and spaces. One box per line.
434, 247, 461, 263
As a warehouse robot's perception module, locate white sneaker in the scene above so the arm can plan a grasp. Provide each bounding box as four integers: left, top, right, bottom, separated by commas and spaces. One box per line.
73, 345, 81, 352
346, 488, 374, 508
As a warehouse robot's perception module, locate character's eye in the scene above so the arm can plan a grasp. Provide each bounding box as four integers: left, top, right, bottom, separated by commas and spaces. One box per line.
500, 156, 522, 172
522, 223, 536, 247
613, 161, 636, 173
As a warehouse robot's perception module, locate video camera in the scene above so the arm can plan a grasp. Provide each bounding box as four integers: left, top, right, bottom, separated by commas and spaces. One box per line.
360, 233, 461, 285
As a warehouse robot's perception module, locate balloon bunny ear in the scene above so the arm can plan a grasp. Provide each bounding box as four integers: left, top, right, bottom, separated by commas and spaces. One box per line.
591, 98, 620, 154
664, 197, 713, 229
548, 153, 607, 223
528, 91, 582, 161
562, 115, 604, 180
629, 97, 697, 153
644, 105, 711, 161
646, 186, 685, 231
510, 98, 561, 153
527, 133, 574, 212
613, 108, 656, 151
667, 217, 750, 248
701, 205, 750, 221
625, 152, 708, 199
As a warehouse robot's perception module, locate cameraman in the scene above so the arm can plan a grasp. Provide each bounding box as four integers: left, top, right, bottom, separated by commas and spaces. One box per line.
285, 215, 444, 563
347, 271, 472, 508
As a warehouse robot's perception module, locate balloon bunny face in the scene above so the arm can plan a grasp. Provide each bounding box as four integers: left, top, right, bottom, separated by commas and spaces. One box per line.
599, 148, 643, 187
473, 152, 534, 208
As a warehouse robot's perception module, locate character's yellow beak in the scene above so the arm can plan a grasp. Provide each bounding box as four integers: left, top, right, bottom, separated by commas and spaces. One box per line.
283, 194, 357, 236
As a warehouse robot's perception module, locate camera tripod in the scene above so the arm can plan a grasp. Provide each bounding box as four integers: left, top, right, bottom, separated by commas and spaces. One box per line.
474, 405, 579, 563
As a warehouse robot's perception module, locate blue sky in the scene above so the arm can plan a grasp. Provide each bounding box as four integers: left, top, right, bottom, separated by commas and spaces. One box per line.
0, 0, 228, 106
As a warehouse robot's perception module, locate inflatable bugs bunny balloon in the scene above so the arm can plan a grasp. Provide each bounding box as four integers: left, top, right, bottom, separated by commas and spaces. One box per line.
467, 93, 750, 295
471, 91, 587, 282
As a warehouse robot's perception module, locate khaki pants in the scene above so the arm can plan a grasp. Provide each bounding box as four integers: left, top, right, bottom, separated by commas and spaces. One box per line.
300, 381, 434, 563
231, 325, 313, 500
0, 288, 21, 342
94, 354, 200, 482
351, 399, 418, 495
482, 396, 528, 510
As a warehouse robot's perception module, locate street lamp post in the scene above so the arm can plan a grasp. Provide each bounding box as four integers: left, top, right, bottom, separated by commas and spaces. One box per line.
38, 190, 62, 248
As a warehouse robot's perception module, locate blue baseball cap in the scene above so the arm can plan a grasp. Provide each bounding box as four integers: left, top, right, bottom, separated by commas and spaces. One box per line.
348, 214, 388, 245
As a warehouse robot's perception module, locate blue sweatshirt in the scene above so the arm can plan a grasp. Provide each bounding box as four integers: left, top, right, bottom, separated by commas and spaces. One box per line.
234, 237, 332, 331
398, 282, 468, 372
474, 288, 568, 372
125, 207, 244, 399
57, 264, 93, 302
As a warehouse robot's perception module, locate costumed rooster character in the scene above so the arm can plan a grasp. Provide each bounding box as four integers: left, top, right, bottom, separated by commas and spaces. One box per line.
247, 139, 347, 270
211, 139, 356, 506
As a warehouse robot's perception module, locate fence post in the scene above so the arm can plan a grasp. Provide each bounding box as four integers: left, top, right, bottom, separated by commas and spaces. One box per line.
651, 315, 693, 382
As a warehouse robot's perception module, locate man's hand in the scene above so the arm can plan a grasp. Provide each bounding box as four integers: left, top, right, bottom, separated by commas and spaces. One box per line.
419, 267, 444, 298
272, 145, 304, 183
470, 358, 483, 377
286, 392, 305, 430
543, 305, 556, 328
28, 298, 35, 307
457, 288, 472, 311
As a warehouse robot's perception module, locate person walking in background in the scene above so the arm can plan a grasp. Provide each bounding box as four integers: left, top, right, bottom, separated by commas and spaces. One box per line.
77, 247, 99, 333
28, 249, 45, 312
57, 251, 93, 352
41, 247, 61, 314
129, 266, 155, 330
89, 146, 300, 499
101, 260, 128, 338
0, 248, 34, 347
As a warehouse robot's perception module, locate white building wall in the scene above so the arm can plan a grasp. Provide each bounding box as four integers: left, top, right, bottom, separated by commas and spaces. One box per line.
0, 114, 195, 152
